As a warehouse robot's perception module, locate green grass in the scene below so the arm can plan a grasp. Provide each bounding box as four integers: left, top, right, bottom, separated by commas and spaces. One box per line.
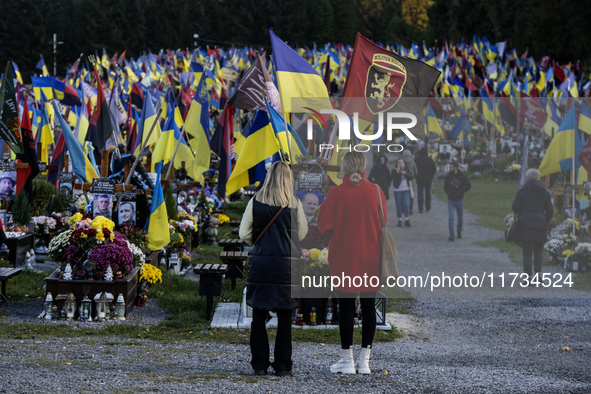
3, 269, 52, 301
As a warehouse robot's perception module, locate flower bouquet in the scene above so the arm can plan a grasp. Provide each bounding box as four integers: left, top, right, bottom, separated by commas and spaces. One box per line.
504, 213, 515, 227
48, 215, 140, 280
301, 247, 330, 278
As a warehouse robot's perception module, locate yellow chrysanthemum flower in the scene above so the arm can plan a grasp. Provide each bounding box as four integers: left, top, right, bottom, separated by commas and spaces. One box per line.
91, 216, 115, 232
68, 212, 83, 225
309, 248, 321, 261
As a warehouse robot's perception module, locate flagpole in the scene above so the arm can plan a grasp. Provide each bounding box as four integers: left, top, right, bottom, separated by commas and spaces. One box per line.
573, 133, 576, 235
113, 107, 163, 211
165, 125, 186, 181
284, 112, 292, 162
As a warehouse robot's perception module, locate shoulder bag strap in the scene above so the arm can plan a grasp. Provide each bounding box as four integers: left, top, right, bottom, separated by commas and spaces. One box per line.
252, 206, 286, 246
377, 184, 385, 228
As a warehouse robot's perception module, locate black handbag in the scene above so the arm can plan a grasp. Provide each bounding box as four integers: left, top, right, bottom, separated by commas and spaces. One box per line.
505, 214, 521, 242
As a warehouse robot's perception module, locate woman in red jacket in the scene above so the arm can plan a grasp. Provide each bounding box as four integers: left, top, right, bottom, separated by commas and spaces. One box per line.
317, 151, 386, 375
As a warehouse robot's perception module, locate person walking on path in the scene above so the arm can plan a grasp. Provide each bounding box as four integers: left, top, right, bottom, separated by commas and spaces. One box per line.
402, 149, 418, 215
317, 151, 386, 375
415, 147, 437, 213
392, 158, 414, 227
511, 168, 553, 284
239, 162, 308, 377
444, 162, 471, 241
368, 154, 391, 200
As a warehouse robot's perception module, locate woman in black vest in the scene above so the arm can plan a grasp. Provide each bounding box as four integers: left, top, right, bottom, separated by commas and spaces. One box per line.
239, 162, 308, 376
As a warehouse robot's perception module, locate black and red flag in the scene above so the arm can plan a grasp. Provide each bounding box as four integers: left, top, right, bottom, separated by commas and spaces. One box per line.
86, 67, 115, 162
15, 104, 39, 204
210, 104, 234, 198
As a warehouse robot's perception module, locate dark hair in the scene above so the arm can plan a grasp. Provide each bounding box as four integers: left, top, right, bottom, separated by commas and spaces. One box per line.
0, 176, 15, 186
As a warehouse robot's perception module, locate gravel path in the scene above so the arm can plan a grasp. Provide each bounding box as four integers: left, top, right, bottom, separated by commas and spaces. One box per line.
1, 176, 591, 393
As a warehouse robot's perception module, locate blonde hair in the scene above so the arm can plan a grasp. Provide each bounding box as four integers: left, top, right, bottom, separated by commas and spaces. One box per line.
255, 162, 294, 207
341, 151, 366, 185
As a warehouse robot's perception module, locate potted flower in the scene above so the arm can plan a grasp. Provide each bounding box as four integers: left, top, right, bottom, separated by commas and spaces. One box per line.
574, 243, 591, 273
543, 239, 563, 265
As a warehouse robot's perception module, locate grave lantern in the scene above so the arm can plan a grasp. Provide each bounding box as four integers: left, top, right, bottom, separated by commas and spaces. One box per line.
65, 293, 77, 320
115, 293, 126, 320
95, 292, 109, 321
44, 292, 53, 320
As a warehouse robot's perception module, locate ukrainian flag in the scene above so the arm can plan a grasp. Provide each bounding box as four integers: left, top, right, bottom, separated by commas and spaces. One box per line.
539, 105, 584, 177
225, 109, 279, 196
578, 101, 591, 135
145, 162, 170, 251
427, 103, 444, 136
37, 105, 54, 165
52, 101, 99, 183
152, 112, 194, 170
184, 73, 211, 184
543, 99, 562, 137
74, 92, 89, 145
480, 88, 495, 124
11, 61, 23, 85
133, 91, 161, 157
270, 29, 331, 113
266, 99, 307, 163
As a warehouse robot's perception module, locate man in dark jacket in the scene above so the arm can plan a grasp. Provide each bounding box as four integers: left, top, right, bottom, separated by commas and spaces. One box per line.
512, 168, 553, 283
415, 148, 437, 213
444, 163, 471, 241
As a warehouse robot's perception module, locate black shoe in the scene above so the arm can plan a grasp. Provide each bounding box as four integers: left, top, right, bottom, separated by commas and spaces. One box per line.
396, 220, 402, 227
426, 208, 430, 212
254, 370, 267, 376
449, 236, 454, 241
418, 210, 423, 213
457, 232, 462, 239
404, 220, 411, 227
275, 370, 292, 377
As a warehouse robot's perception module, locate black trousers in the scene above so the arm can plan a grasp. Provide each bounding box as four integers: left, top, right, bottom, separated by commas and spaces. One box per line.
337, 292, 376, 349
522, 241, 543, 277
417, 182, 432, 211
250, 309, 293, 372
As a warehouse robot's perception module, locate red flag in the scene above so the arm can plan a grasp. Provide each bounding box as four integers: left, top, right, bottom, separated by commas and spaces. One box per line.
341, 32, 440, 123
519, 92, 546, 128
553, 61, 566, 83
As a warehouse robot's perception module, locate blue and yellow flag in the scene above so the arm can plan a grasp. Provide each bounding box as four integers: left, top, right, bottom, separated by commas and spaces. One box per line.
225, 109, 279, 196
578, 101, 591, 135
427, 103, 444, 136
144, 162, 170, 251
480, 88, 495, 124
539, 105, 584, 177
152, 112, 194, 168
184, 73, 211, 184
133, 90, 161, 157
270, 29, 331, 113
36, 55, 49, 77
266, 99, 307, 163
52, 100, 99, 183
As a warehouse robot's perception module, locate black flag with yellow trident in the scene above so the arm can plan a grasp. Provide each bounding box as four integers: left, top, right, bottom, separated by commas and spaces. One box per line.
0, 61, 23, 154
